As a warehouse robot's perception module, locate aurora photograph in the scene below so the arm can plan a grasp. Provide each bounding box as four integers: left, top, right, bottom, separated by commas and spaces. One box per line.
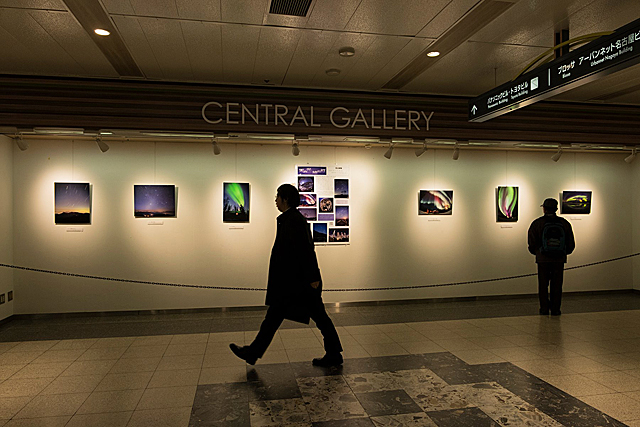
329, 228, 349, 243
496, 186, 518, 222
55, 182, 91, 224
298, 176, 314, 192
300, 193, 317, 207
561, 191, 591, 214
319, 197, 333, 213
223, 182, 250, 222
134, 185, 176, 218
335, 206, 349, 226
313, 223, 328, 243
334, 179, 349, 198
419, 190, 453, 215
298, 207, 317, 221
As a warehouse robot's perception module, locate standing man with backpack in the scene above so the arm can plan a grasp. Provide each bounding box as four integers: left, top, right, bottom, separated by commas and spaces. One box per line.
527, 198, 575, 316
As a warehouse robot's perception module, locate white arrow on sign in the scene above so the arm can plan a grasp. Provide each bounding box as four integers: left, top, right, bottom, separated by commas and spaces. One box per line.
471, 105, 477, 115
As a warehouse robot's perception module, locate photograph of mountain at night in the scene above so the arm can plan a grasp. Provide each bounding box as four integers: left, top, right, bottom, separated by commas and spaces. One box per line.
223, 182, 250, 222
55, 183, 91, 224
134, 185, 176, 218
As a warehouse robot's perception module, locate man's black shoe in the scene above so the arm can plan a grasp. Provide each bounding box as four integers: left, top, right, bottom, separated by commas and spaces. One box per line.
312, 353, 343, 367
539, 309, 549, 315
551, 310, 561, 316
229, 343, 257, 365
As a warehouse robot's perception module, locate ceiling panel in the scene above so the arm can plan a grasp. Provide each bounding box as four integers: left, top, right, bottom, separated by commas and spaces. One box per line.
180, 21, 224, 82
0, 24, 45, 74
176, 0, 221, 21
29, 10, 118, 77
99, 0, 135, 15
136, 17, 193, 80
0, 9, 88, 75
221, 24, 260, 83
220, 0, 268, 25
282, 30, 340, 87
403, 41, 548, 96
338, 36, 413, 89
112, 15, 162, 78
305, 0, 362, 31
251, 26, 302, 85
366, 37, 434, 88
416, 0, 481, 38
310, 32, 377, 87
345, 0, 451, 36
126, 0, 178, 18
0, 0, 65, 9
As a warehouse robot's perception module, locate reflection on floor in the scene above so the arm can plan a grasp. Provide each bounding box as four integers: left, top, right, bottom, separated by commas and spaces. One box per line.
0, 292, 640, 426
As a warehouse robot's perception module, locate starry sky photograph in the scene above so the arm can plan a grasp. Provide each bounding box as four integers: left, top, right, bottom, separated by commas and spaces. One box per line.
334, 179, 349, 198
223, 182, 250, 222
134, 185, 176, 218
55, 182, 91, 224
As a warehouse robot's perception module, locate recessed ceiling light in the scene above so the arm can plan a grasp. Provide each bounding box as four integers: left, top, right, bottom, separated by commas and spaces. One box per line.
94, 29, 110, 36
426, 51, 440, 57
339, 47, 355, 57
325, 68, 341, 76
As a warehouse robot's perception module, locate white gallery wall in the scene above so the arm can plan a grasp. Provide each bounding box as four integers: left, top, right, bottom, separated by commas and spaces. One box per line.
9, 138, 637, 314
0, 135, 14, 320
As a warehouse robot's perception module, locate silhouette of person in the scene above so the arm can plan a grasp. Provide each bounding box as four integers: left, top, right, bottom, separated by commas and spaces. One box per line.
527, 198, 575, 315
230, 183, 343, 367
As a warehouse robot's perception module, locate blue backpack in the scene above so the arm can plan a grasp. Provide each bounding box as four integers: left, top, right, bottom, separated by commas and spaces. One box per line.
541, 221, 566, 255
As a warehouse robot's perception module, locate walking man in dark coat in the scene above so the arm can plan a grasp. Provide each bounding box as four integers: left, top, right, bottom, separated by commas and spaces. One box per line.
528, 198, 575, 316
230, 183, 343, 366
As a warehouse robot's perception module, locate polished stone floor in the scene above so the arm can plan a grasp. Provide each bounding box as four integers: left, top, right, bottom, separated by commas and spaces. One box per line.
0, 292, 640, 426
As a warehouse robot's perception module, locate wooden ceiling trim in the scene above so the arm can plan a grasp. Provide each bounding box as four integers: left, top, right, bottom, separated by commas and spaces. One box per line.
382, 0, 515, 90
62, 0, 143, 77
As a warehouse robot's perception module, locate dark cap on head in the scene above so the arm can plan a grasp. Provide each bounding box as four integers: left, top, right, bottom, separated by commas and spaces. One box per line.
541, 198, 558, 211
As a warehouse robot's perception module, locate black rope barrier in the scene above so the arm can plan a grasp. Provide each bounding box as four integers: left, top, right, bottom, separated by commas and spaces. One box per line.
1, 251, 639, 293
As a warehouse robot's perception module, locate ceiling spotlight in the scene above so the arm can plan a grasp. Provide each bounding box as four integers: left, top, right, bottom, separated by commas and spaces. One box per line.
452, 146, 460, 160
426, 51, 440, 57
15, 135, 28, 151
625, 148, 637, 164
551, 147, 563, 162
96, 137, 109, 153
415, 143, 427, 157
339, 47, 355, 57
292, 142, 300, 156
325, 68, 341, 76
384, 144, 394, 160
94, 28, 110, 36
212, 139, 221, 155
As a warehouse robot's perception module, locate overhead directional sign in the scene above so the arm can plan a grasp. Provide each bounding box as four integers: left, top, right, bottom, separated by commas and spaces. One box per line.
469, 17, 640, 122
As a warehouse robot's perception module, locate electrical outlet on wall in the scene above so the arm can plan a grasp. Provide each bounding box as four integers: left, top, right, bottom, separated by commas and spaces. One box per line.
7, 291, 12, 301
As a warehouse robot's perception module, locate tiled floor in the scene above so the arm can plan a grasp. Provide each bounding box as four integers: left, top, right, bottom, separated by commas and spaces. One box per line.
0, 293, 640, 426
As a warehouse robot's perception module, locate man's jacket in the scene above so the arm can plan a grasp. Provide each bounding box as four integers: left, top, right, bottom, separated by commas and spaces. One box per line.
527, 213, 575, 263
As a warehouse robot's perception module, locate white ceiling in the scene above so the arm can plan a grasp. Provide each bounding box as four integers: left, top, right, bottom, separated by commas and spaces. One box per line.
0, 0, 639, 104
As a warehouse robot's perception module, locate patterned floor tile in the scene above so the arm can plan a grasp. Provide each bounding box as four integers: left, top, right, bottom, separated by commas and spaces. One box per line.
355, 390, 423, 416
249, 398, 310, 426
426, 407, 500, 427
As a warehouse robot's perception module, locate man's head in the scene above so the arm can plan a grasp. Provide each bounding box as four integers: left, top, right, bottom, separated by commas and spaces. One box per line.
276, 184, 300, 212
541, 198, 558, 214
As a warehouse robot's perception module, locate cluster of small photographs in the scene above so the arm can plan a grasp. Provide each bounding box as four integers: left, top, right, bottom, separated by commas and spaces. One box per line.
297, 167, 350, 244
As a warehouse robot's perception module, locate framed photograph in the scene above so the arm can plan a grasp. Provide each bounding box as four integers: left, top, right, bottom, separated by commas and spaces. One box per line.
300, 193, 317, 207
55, 182, 91, 224
335, 206, 349, 226
134, 185, 176, 218
496, 186, 518, 222
329, 228, 349, 243
319, 197, 334, 213
419, 190, 453, 215
223, 182, 250, 222
334, 179, 349, 198
561, 191, 592, 215
298, 176, 314, 193
298, 207, 317, 221
313, 223, 328, 243
318, 213, 334, 222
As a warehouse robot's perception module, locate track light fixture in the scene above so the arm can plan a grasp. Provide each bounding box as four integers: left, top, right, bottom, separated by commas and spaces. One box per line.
551, 147, 563, 162
452, 146, 460, 160
625, 148, 637, 164
15, 135, 28, 151
415, 143, 427, 157
292, 142, 300, 156
212, 139, 221, 155
384, 143, 395, 159
96, 137, 109, 153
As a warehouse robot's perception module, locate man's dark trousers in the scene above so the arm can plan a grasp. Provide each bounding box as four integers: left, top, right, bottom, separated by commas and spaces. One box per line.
249, 298, 342, 358
537, 262, 564, 313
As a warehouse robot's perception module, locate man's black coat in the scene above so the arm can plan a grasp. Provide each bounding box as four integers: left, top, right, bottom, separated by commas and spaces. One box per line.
266, 207, 322, 324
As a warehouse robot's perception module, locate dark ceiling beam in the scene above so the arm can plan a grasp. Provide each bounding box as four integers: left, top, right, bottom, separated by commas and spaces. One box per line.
383, 0, 516, 90
62, 0, 143, 77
